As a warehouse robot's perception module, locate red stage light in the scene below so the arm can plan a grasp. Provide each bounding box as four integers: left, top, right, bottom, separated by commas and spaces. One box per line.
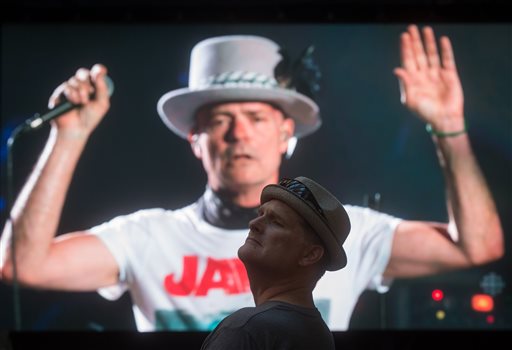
486, 315, 495, 324
431, 289, 444, 301
471, 294, 494, 312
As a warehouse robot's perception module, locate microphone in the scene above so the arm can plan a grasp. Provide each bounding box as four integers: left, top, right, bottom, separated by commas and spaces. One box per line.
21, 75, 115, 132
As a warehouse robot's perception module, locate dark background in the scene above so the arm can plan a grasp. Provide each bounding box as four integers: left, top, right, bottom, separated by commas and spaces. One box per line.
0, 0, 510, 346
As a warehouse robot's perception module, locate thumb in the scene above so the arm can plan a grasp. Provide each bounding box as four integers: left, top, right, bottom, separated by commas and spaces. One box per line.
393, 68, 409, 105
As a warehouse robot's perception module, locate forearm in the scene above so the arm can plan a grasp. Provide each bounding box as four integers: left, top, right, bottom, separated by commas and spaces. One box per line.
1, 126, 89, 280
434, 131, 504, 265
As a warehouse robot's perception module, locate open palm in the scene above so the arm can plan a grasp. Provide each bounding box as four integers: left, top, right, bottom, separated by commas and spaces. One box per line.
394, 25, 464, 129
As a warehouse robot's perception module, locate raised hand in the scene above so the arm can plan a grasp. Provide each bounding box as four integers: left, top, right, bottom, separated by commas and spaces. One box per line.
394, 25, 465, 132
48, 63, 111, 136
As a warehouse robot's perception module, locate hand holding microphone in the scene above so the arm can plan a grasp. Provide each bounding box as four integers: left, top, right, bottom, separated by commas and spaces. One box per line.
22, 64, 114, 134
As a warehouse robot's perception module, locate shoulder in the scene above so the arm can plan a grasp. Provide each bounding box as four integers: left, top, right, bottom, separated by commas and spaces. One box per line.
214, 304, 281, 331
203, 308, 259, 349
88, 204, 202, 242
93, 203, 199, 228
242, 302, 322, 330
344, 204, 402, 233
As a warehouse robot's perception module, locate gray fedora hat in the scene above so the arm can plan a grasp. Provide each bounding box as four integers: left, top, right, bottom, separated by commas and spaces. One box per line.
157, 35, 321, 139
261, 176, 351, 271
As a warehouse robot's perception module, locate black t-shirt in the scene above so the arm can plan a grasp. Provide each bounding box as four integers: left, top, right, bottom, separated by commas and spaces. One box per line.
200, 300, 335, 350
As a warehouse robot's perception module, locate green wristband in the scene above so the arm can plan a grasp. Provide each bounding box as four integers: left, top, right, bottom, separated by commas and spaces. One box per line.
425, 122, 467, 137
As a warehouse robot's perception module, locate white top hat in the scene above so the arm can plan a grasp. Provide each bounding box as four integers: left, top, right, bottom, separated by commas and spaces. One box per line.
157, 35, 321, 139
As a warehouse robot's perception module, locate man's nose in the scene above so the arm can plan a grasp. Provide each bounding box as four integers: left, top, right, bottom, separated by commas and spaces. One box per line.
248, 216, 262, 233
226, 117, 251, 142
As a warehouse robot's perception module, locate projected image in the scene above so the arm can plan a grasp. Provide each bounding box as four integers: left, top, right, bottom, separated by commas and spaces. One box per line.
1, 23, 510, 331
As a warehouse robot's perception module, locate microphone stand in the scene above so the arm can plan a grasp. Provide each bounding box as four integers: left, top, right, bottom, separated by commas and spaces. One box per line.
5, 120, 31, 331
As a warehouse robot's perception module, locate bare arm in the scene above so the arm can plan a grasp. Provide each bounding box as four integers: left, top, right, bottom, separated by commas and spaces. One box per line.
385, 25, 504, 278
0, 64, 119, 290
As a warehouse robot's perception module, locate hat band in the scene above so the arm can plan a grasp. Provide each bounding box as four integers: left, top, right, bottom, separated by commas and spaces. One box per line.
194, 71, 279, 90
278, 178, 328, 223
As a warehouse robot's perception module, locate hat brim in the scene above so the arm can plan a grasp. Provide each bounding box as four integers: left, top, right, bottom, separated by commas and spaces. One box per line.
157, 86, 321, 139
261, 185, 347, 271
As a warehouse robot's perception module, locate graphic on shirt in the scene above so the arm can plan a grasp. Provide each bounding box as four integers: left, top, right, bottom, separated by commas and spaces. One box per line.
315, 298, 331, 323
155, 309, 233, 331
156, 255, 334, 331
164, 256, 250, 296
156, 255, 251, 330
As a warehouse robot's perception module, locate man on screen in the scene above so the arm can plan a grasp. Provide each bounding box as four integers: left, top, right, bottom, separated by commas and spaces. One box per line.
0, 25, 503, 331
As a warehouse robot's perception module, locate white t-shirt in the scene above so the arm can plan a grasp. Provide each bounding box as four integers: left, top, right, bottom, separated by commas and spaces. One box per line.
90, 202, 401, 331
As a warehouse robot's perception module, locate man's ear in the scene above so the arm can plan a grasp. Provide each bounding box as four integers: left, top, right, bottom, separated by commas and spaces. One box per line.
188, 132, 202, 159
279, 118, 295, 155
281, 129, 290, 141
299, 244, 325, 267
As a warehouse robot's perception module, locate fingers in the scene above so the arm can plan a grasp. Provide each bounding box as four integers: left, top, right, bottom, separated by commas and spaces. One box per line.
423, 26, 440, 68
90, 63, 110, 101
408, 24, 428, 70
401, 24, 443, 71
67, 73, 94, 105
47, 63, 108, 109
48, 83, 66, 109
440, 36, 456, 71
400, 31, 417, 72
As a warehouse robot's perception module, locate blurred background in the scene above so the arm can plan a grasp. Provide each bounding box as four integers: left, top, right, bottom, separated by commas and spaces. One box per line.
1, 0, 510, 333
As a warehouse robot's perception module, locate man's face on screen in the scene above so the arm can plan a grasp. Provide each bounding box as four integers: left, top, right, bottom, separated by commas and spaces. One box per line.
191, 101, 294, 192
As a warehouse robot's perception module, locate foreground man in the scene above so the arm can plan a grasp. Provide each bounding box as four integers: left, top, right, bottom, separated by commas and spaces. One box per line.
201, 176, 350, 349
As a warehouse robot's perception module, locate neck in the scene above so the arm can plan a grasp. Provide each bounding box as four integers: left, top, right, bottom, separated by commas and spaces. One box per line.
216, 186, 262, 208
198, 186, 259, 229
210, 175, 278, 207
247, 270, 316, 308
